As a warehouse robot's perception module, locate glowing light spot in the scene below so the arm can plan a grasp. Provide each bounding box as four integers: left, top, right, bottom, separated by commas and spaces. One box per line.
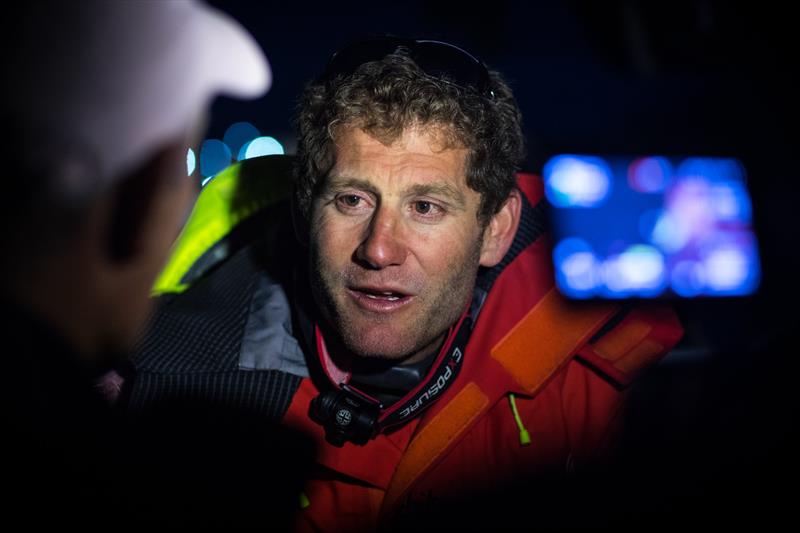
671, 261, 707, 297
199, 139, 232, 177
223, 122, 260, 160
554, 237, 593, 263
703, 245, 751, 292
650, 211, 691, 253
544, 155, 612, 208
663, 177, 716, 246
187, 148, 196, 176
602, 245, 667, 297
553, 238, 600, 298
239, 136, 285, 159
562, 252, 600, 291
711, 182, 752, 221
628, 157, 672, 193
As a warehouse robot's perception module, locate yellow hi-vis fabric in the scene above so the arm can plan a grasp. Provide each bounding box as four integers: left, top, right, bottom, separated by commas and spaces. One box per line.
152, 155, 293, 295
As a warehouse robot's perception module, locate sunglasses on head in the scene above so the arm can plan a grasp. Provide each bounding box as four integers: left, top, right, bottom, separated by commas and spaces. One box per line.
320, 36, 495, 100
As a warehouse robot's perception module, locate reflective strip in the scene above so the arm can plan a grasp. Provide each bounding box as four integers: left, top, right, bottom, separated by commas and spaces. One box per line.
491, 288, 616, 393
616, 339, 665, 375
593, 319, 652, 363
152, 156, 291, 295
382, 382, 488, 514
153, 163, 248, 294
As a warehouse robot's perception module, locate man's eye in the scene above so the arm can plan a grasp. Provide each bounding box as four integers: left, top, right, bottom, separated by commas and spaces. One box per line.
338, 195, 362, 207
414, 201, 432, 214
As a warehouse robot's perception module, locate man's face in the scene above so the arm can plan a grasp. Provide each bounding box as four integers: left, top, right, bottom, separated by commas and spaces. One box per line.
310, 126, 489, 364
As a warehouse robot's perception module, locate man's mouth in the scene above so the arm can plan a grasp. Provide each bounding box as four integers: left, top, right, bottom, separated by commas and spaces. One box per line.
346, 286, 415, 312
361, 290, 404, 301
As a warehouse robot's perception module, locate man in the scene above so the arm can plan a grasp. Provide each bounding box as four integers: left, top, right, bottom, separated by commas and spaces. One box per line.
126, 37, 683, 531
0, 1, 309, 527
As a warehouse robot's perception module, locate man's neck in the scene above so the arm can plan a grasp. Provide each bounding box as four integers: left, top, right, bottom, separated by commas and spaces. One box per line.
321, 328, 452, 407
349, 349, 440, 407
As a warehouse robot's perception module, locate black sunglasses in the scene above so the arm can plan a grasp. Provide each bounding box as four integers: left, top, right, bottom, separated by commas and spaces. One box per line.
320, 36, 495, 100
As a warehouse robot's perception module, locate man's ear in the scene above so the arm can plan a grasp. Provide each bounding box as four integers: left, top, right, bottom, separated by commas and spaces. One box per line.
106, 142, 186, 263
479, 188, 522, 268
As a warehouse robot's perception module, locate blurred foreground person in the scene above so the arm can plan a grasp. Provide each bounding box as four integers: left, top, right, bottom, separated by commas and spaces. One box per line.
126, 37, 683, 531
0, 1, 310, 527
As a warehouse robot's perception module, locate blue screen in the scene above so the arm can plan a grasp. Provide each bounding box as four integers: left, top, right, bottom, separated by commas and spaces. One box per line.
543, 155, 761, 299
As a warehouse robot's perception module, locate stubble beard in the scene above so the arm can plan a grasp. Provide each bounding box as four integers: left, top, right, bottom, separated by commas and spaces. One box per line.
310, 240, 482, 364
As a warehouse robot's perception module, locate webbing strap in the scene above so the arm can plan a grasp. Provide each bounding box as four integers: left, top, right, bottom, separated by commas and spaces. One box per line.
491, 288, 617, 393
381, 383, 488, 513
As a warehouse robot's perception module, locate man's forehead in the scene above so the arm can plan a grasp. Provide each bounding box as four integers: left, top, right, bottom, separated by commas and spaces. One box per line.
334, 123, 464, 152
328, 126, 473, 195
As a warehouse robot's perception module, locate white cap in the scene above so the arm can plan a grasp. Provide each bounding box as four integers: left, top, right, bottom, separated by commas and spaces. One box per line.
6, 0, 270, 193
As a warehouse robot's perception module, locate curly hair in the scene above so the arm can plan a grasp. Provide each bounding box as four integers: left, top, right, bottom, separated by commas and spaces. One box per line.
294, 46, 525, 226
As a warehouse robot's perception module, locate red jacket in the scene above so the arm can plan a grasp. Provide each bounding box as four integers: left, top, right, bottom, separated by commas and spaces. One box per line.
283, 175, 684, 532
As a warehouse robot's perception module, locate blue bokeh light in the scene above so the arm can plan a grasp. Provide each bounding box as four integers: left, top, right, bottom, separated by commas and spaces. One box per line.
199, 139, 232, 178
700, 237, 761, 296
601, 245, 667, 298
544, 155, 612, 208
223, 122, 260, 160
710, 181, 753, 222
239, 136, 285, 160
187, 148, 196, 176
671, 260, 707, 297
704, 246, 750, 291
547, 155, 759, 299
650, 210, 692, 253
628, 157, 672, 193
553, 238, 600, 298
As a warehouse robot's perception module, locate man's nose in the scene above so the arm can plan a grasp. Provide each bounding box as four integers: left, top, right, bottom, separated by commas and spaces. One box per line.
356, 206, 407, 269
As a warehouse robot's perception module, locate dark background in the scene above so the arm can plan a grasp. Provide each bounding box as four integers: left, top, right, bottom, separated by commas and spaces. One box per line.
207, 0, 797, 526
206, 0, 798, 351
